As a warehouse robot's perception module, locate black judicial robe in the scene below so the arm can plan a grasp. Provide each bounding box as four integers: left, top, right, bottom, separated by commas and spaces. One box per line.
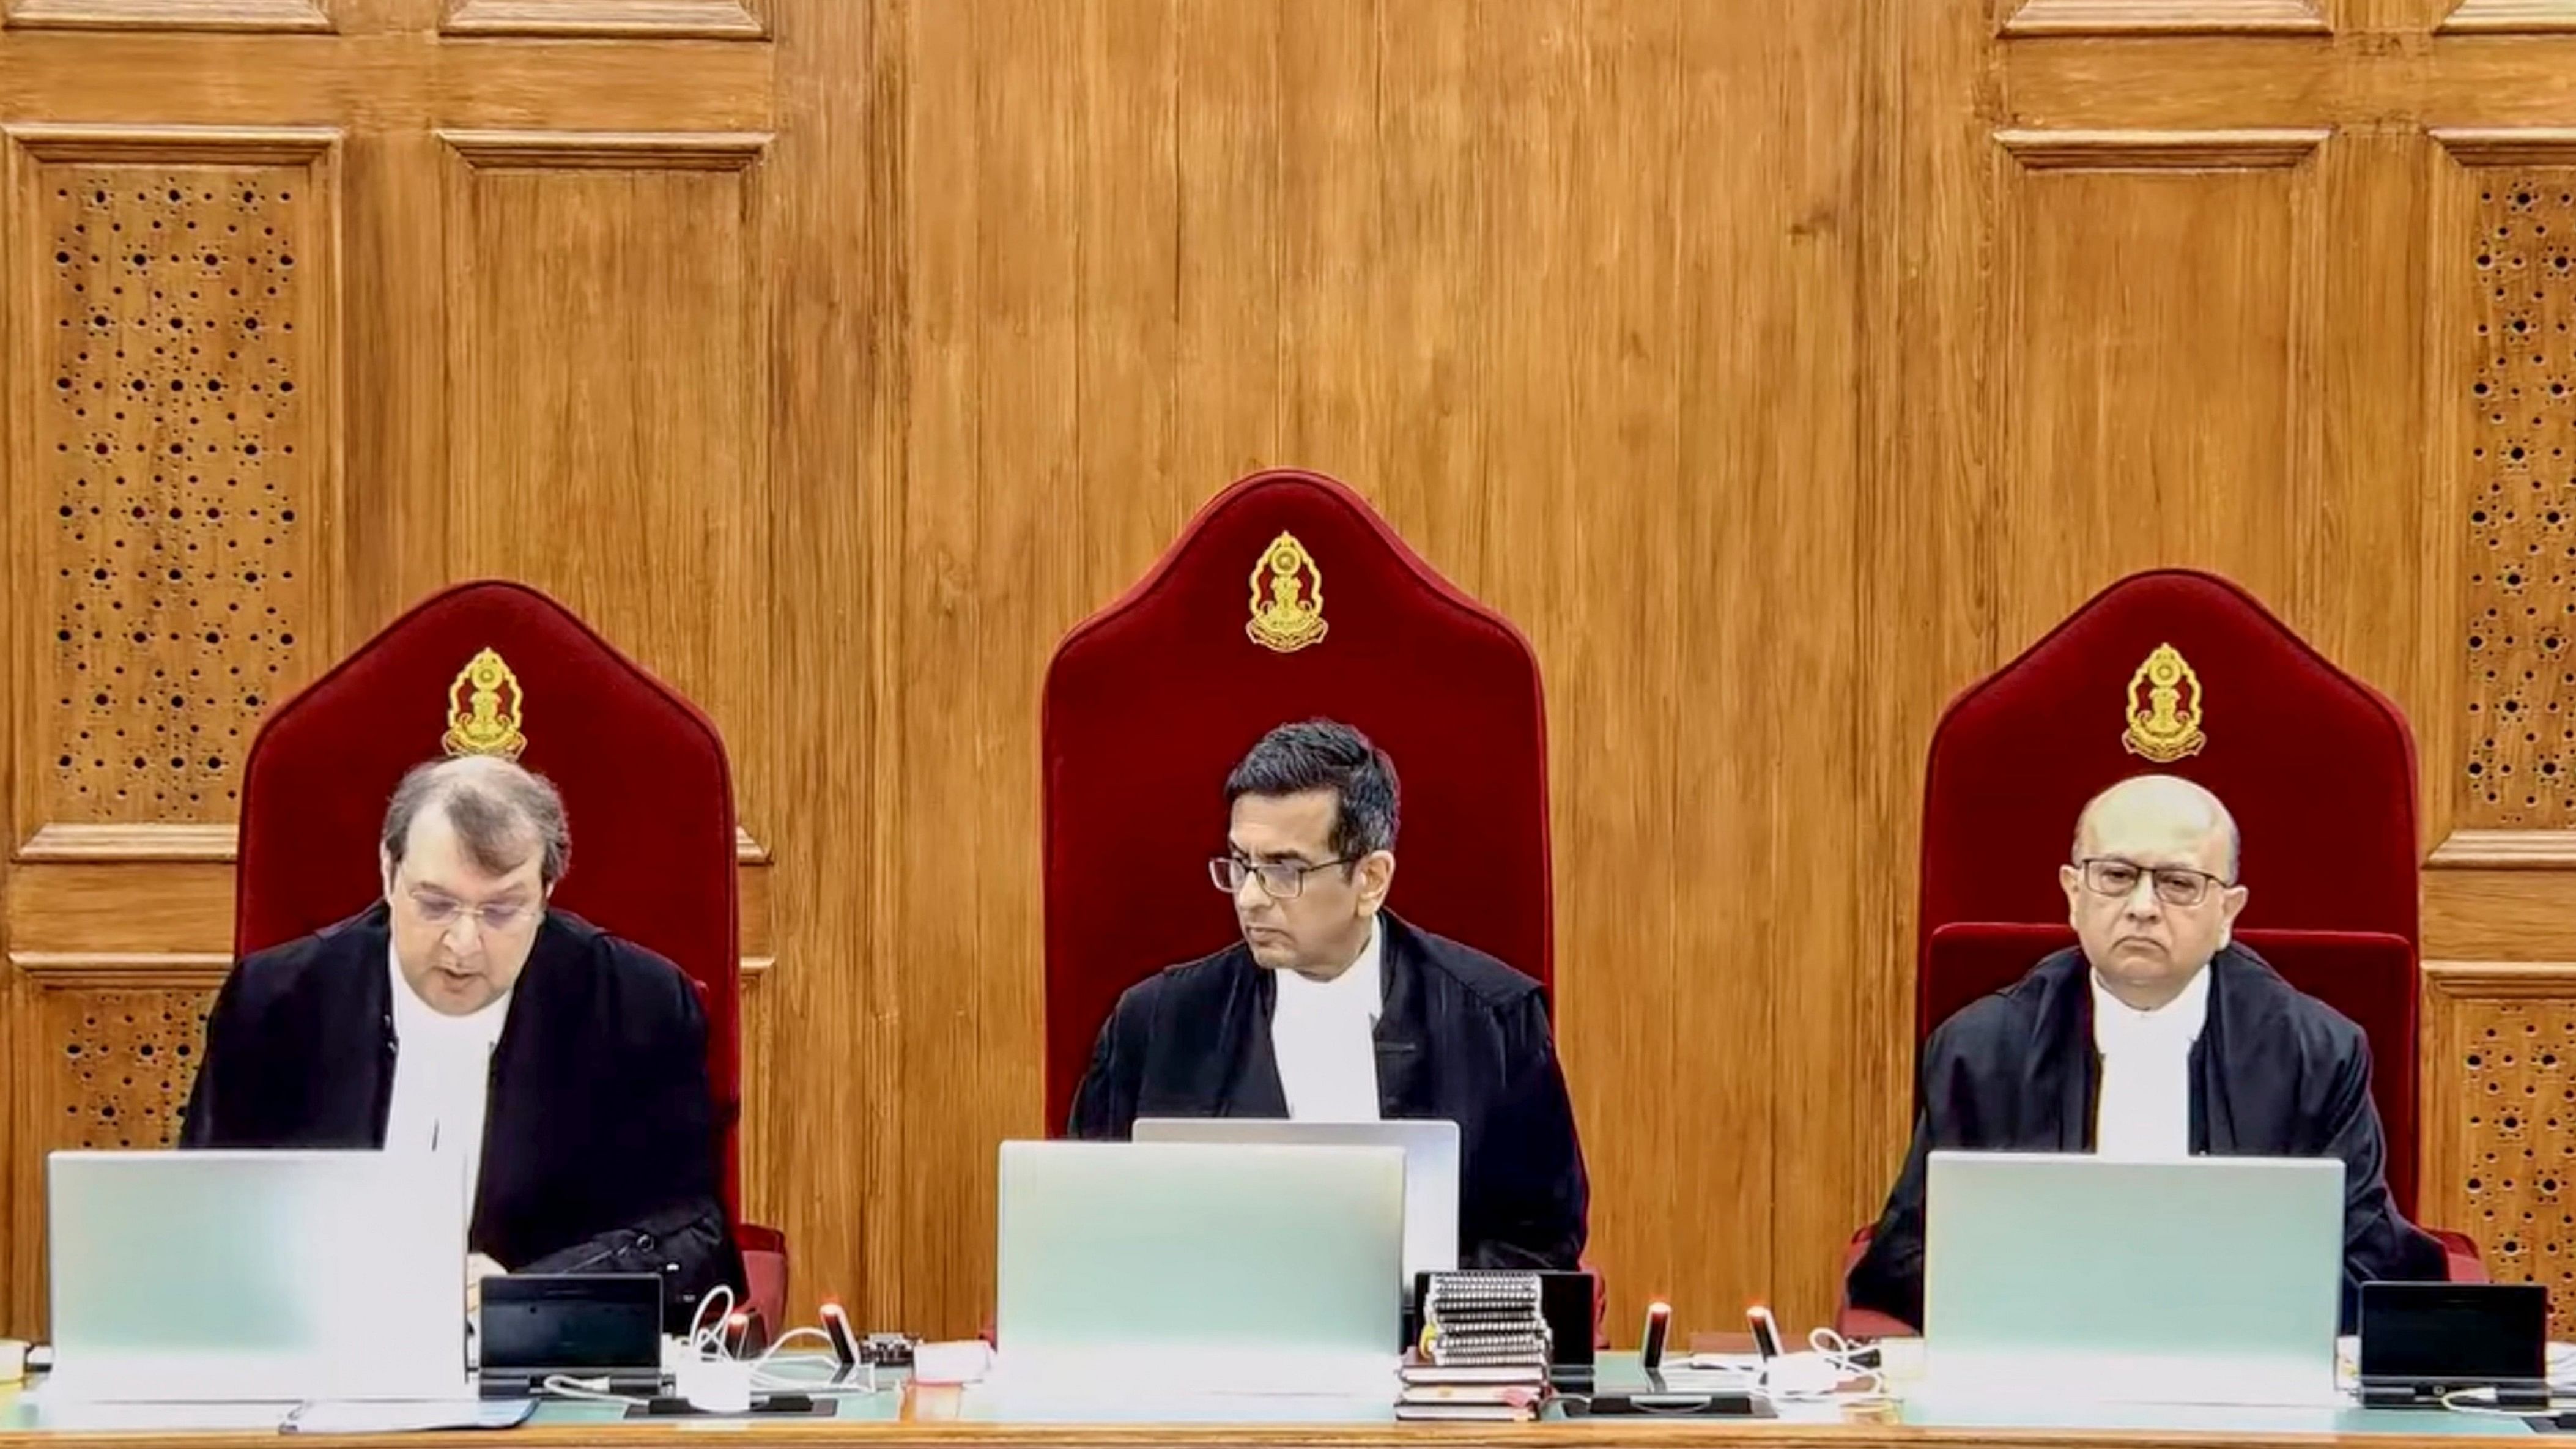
1068, 911, 1590, 1270
181, 902, 744, 1323
1847, 944, 2448, 1332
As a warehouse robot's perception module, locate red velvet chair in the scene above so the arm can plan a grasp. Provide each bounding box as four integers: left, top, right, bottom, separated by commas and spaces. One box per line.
1043, 470, 1602, 1329
1838, 568, 2479, 1337
229, 579, 787, 1327
1041, 469, 1553, 1128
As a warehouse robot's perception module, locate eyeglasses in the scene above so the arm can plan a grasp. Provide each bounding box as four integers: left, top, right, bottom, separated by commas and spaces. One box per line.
408, 891, 538, 935
1208, 856, 1356, 901
2076, 857, 2232, 909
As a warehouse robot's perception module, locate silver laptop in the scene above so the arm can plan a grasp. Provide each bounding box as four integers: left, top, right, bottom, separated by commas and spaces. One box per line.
47, 1150, 470, 1403
994, 1140, 1405, 1393
1133, 1117, 1459, 1290
1922, 1152, 2342, 1407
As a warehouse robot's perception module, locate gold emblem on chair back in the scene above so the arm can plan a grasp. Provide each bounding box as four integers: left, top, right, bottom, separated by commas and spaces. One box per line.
1246, 531, 1329, 654
2122, 642, 2205, 763
442, 647, 528, 759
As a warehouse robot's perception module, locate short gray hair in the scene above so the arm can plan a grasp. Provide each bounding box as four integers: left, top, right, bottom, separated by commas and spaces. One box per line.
381, 756, 571, 886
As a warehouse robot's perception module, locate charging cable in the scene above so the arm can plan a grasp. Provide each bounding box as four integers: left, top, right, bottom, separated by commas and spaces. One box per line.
539, 1374, 647, 1406
747, 1327, 883, 1396
1757, 1329, 1887, 1403
684, 1286, 736, 1359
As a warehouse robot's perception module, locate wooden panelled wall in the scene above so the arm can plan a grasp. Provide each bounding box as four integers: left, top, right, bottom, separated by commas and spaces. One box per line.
9, 0, 2576, 1343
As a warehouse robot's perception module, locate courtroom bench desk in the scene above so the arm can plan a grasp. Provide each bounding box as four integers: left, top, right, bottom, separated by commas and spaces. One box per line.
0, 1379, 2558, 1449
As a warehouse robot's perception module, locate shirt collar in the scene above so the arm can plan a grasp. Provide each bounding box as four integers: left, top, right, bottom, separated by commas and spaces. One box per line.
1273, 916, 1383, 1021
2090, 954, 2213, 1055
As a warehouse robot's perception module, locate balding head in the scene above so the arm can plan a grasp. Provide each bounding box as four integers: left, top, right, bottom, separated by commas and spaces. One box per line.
2072, 774, 2240, 883
381, 755, 570, 886
2061, 774, 2249, 1010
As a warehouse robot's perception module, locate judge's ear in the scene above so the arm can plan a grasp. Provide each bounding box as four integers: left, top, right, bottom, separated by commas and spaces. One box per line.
379, 845, 397, 900
1355, 850, 1395, 916
2058, 863, 2084, 923
2216, 881, 2249, 946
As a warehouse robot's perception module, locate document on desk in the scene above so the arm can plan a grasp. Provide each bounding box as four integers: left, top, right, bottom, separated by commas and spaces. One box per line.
21, 1399, 297, 1434
281, 1399, 537, 1434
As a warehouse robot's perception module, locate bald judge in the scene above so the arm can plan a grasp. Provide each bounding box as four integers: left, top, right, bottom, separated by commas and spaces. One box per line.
1847, 774, 2448, 1331
182, 757, 742, 1324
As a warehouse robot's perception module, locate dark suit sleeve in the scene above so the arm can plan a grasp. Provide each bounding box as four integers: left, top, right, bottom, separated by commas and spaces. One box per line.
1846, 1114, 1935, 1330
1067, 989, 1143, 1140
518, 962, 742, 1320
1462, 993, 1589, 1271
2316, 1031, 2448, 1319
1847, 1017, 1966, 1330
179, 962, 261, 1149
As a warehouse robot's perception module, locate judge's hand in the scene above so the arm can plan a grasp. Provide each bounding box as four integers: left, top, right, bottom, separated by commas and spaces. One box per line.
465, 1253, 508, 1313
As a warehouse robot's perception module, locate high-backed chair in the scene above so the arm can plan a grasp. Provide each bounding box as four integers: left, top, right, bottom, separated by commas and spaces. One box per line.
230, 579, 786, 1325
1040, 469, 1554, 1132
1840, 568, 2479, 1336
1043, 470, 1602, 1327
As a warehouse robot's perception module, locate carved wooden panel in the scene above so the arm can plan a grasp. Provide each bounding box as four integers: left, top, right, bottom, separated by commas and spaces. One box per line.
5, 969, 221, 1331
442, 0, 760, 37
2456, 165, 2576, 828
2425, 968, 2576, 1337
438, 131, 772, 821
2000, 0, 2327, 34
1988, 132, 2327, 652
40, 987, 213, 1148
6, 128, 339, 836
2, 0, 330, 31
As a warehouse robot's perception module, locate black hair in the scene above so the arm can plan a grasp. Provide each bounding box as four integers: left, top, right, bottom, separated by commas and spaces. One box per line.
1223, 718, 1399, 864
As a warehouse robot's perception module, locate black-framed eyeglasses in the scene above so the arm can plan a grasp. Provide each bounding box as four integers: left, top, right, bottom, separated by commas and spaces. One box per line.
1208, 856, 1357, 901
2076, 857, 2232, 909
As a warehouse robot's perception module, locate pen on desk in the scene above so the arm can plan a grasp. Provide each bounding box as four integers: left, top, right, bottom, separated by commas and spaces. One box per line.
1640, 1300, 1672, 1373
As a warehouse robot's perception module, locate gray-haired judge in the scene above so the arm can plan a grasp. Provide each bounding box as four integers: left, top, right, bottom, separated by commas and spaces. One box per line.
182, 755, 742, 1324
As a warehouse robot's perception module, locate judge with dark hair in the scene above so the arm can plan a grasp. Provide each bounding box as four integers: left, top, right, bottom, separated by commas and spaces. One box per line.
182, 755, 742, 1323
1848, 773, 2448, 1332
1068, 718, 1590, 1269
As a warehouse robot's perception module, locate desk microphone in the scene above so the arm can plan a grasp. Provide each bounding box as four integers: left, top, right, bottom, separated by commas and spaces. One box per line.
1747, 1305, 1783, 1362
1639, 1301, 1672, 1373
819, 1302, 859, 1369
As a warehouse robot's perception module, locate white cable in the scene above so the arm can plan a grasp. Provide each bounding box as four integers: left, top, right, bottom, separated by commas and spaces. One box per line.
748, 1326, 837, 1373
539, 1373, 647, 1406
744, 1324, 889, 1396
2438, 1386, 2572, 1417
686, 1286, 737, 1358
2438, 1387, 2524, 1417
1753, 1328, 1889, 1403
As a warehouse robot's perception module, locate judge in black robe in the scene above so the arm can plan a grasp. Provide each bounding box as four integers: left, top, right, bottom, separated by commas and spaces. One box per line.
1070, 908, 1589, 1269
1849, 777, 2448, 1333
184, 902, 742, 1321
1068, 718, 1588, 1270
183, 760, 741, 1325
